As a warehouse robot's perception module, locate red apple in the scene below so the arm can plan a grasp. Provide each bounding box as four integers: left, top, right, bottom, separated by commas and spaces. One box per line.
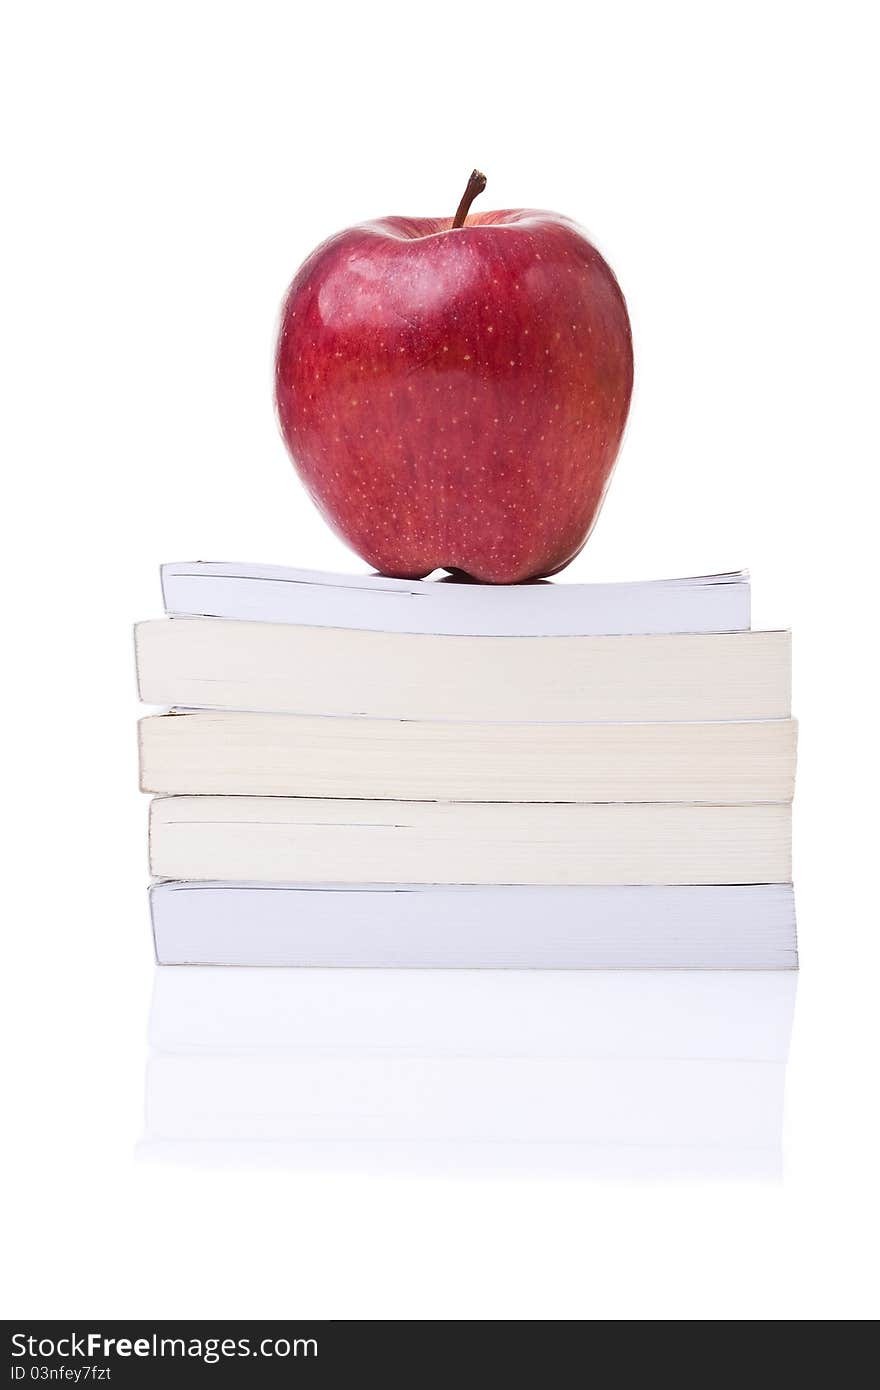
275, 172, 633, 583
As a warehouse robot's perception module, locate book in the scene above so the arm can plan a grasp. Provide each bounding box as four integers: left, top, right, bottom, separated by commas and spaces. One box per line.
160, 562, 751, 636
149, 797, 791, 885
139, 711, 798, 802
135, 620, 790, 723
141, 969, 796, 1178
149, 881, 798, 968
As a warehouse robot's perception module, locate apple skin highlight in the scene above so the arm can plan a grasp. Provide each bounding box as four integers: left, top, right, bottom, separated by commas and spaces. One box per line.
275, 199, 633, 584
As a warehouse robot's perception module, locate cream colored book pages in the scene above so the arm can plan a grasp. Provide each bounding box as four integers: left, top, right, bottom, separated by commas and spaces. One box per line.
148, 797, 792, 885
139, 712, 798, 803
135, 620, 791, 723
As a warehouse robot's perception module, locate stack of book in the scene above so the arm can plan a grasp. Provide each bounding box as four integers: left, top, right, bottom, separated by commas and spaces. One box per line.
136, 562, 797, 968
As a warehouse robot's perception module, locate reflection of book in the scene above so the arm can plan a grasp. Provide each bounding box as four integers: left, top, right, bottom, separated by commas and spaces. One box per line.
160, 562, 752, 637
137, 1139, 784, 1181
141, 968, 796, 1180
149, 798, 791, 886
150, 882, 797, 969
150, 966, 797, 1058
145, 1054, 787, 1146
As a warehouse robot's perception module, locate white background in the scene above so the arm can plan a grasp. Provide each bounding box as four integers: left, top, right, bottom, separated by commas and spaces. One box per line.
2, 0, 878, 1320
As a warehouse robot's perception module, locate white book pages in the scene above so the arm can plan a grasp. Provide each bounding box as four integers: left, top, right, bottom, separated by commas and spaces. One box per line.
149, 882, 798, 969
160, 561, 751, 636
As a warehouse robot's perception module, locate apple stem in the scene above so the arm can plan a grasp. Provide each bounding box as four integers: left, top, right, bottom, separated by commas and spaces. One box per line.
451, 170, 487, 229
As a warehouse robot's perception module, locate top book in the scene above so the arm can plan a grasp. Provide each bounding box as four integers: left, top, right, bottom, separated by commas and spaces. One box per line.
161, 562, 750, 637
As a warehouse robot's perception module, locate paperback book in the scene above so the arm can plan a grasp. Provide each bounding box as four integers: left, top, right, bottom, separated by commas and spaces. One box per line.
160, 562, 752, 636
150, 881, 798, 970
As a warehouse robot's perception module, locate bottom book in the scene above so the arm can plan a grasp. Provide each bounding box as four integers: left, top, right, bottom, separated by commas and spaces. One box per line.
150, 881, 798, 970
